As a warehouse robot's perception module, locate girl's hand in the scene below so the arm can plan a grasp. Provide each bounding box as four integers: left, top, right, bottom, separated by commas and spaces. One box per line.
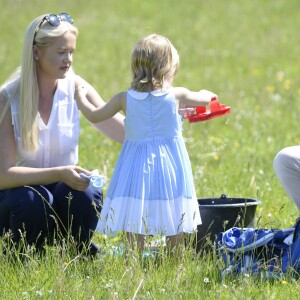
178, 107, 195, 116
59, 165, 91, 191
198, 89, 218, 101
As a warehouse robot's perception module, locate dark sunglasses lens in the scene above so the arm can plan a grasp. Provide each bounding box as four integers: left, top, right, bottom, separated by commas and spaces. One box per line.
47, 14, 60, 26
59, 13, 73, 24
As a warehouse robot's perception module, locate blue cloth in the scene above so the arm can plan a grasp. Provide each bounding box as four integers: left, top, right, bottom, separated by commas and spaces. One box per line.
96, 89, 201, 236
80, 172, 106, 191
216, 223, 300, 277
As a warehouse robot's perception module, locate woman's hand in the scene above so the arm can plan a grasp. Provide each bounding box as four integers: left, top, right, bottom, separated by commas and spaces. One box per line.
59, 165, 91, 191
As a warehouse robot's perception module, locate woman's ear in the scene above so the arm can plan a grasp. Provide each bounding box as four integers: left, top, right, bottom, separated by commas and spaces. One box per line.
32, 45, 39, 60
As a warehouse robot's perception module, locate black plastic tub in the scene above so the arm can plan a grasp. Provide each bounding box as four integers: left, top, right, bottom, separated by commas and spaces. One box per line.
195, 194, 262, 252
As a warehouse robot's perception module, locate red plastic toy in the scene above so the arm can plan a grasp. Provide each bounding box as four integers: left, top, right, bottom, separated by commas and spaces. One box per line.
184, 97, 230, 123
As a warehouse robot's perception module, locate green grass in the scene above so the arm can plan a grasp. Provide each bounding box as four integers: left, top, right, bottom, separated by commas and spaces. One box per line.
1, 0, 300, 298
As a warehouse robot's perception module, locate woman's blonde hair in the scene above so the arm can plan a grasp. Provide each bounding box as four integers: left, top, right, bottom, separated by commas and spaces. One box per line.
131, 34, 179, 92
4, 14, 78, 151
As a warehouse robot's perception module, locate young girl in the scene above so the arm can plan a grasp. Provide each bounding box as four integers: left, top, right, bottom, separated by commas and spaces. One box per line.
75, 33, 217, 251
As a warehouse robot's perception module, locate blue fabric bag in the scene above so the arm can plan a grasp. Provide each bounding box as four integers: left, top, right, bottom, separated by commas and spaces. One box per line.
215, 220, 300, 277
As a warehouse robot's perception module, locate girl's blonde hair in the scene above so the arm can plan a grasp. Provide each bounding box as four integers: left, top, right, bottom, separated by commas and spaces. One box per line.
1, 14, 78, 151
131, 34, 180, 92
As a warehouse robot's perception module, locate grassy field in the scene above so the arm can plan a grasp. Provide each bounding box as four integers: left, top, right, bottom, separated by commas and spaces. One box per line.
1, 0, 300, 298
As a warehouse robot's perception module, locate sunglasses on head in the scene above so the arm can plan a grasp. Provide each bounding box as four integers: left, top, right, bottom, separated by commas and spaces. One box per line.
34, 13, 73, 40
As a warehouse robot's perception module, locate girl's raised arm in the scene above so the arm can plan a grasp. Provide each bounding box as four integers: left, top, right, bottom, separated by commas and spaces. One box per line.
174, 87, 217, 107
75, 81, 125, 123
74, 75, 125, 143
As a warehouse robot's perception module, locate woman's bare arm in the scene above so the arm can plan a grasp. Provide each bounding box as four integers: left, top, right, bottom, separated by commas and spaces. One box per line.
0, 91, 90, 190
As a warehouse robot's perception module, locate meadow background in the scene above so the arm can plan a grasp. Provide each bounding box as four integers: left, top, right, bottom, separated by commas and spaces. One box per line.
1, 0, 300, 298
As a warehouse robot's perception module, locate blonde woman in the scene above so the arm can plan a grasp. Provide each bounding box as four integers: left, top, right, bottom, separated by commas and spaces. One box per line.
75, 34, 217, 252
0, 13, 124, 255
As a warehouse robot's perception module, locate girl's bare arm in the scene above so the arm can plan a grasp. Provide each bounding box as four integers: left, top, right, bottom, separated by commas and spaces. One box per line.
174, 87, 217, 107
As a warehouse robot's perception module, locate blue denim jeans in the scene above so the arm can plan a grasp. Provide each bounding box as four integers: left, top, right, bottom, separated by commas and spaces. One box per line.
0, 182, 102, 251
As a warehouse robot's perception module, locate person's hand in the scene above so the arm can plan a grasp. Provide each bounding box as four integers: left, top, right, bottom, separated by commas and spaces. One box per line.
198, 89, 218, 101
59, 165, 91, 191
178, 107, 195, 116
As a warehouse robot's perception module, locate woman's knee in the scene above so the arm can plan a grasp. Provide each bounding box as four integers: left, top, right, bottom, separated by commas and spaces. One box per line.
8, 185, 53, 210
274, 149, 287, 173
274, 146, 300, 178
53, 182, 102, 207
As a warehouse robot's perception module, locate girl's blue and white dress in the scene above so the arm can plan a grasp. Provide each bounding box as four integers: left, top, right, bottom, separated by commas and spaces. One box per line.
96, 89, 201, 236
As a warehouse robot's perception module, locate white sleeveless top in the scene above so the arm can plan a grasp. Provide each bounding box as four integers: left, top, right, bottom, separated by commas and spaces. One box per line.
6, 76, 80, 168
